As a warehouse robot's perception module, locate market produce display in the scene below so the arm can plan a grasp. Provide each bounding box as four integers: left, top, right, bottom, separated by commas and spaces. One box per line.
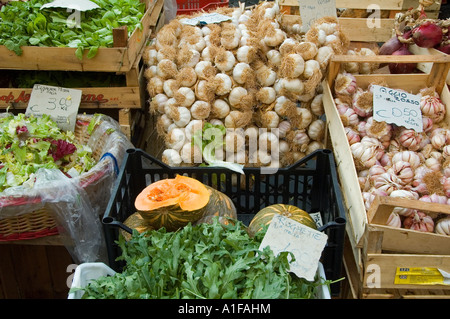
78, 218, 330, 299
0, 0, 145, 59
379, 2, 450, 73
333, 75, 450, 234
0, 113, 96, 192
144, 2, 352, 167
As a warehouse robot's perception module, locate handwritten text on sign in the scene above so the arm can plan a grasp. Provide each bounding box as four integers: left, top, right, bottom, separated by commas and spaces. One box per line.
259, 214, 327, 281
298, 0, 337, 33
26, 84, 81, 132
372, 85, 423, 132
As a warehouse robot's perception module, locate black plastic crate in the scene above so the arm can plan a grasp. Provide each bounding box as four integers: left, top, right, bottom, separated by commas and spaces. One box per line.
102, 148, 347, 296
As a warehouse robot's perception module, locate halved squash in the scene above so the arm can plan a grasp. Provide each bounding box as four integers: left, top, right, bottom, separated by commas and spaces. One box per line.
247, 204, 317, 237
135, 175, 210, 231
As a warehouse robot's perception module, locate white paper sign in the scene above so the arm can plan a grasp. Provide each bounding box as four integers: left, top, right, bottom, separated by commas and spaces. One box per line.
180, 13, 231, 26
259, 214, 328, 281
298, 0, 337, 33
40, 0, 100, 11
26, 84, 82, 132
372, 85, 423, 132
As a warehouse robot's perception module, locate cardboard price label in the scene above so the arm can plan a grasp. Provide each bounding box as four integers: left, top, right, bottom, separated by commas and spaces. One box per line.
259, 214, 327, 281
297, 0, 337, 33
25, 84, 82, 132
372, 85, 423, 132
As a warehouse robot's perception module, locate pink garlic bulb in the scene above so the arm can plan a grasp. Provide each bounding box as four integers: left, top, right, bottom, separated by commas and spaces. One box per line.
442, 176, 450, 197
336, 104, 360, 127
351, 141, 378, 169
334, 72, 357, 95
392, 150, 422, 169
357, 121, 367, 137
420, 95, 446, 123
387, 212, 402, 228
372, 172, 402, 195
352, 88, 373, 118
419, 193, 449, 205
403, 211, 434, 232
388, 160, 414, 185
430, 128, 450, 150
361, 136, 385, 160
364, 116, 393, 147
345, 127, 360, 145
379, 152, 393, 167
398, 129, 424, 151
422, 116, 434, 133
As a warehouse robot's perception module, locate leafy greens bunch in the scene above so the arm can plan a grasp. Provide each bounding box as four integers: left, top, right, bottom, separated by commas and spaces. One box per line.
0, 113, 95, 192
80, 219, 330, 299
0, 0, 145, 59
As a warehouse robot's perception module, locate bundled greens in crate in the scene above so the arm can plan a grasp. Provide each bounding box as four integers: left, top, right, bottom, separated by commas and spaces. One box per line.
0, 0, 145, 58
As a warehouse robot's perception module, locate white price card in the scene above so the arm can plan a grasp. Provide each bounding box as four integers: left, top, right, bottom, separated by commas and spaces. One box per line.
372, 85, 423, 132
298, 0, 337, 33
40, 0, 100, 11
259, 214, 328, 281
180, 13, 231, 26
26, 84, 82, 132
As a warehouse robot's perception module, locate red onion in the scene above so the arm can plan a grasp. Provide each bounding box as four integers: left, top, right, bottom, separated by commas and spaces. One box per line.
436, 43, 450, 55
412, 21, 443, 48
379, 36, 403, 55
388, 45, 417, 74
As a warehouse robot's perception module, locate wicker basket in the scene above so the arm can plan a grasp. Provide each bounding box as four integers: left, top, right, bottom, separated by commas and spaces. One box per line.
0, 113, 128, 241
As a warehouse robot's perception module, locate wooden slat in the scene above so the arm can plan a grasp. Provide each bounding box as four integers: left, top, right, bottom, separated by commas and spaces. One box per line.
323, 53, 450, 297
0, 87, 141, 109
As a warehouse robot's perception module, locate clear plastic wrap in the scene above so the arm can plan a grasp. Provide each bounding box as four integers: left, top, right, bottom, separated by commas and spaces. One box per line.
0, 113, 133, 263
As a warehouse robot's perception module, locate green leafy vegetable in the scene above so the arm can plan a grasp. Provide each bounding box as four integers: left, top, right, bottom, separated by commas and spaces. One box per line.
0, 0, 146, 59
78, 219, 333, 299
0, 113, 96, 192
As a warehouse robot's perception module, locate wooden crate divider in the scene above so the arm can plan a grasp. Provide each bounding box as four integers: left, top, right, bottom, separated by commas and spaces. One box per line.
322, 54, 450, 298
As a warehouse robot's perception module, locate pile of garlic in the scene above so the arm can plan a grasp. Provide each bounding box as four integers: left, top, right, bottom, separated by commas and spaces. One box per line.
143, 2, 349, 167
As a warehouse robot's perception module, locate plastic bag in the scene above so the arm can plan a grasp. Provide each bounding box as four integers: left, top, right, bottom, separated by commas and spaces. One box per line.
35, 168, 108, 263
164, 0, 178, 24
0, 113, 133, 263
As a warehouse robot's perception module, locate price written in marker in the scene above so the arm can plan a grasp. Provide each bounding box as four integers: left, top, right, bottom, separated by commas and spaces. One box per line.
259, 214, 327, 281
25, 84, 82, 132
372, 85, 423, 132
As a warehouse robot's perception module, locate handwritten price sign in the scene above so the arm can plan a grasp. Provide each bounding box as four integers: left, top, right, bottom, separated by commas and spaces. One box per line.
372, 85, 423, 132
25, 84, 82, 132
259, 214, 327, 281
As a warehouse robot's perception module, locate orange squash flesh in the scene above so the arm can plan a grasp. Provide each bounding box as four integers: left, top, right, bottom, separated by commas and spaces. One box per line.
135, 175, 211, 231
135, 175, 210, 212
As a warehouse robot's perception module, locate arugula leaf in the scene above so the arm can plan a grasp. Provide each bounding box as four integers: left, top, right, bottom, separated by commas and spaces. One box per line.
81, 219, 335, 299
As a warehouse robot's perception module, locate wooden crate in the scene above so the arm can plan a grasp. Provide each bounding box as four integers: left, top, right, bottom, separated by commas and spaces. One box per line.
0, 0, 160, 73
409, 44, 450, 85
279, 0, 441, 43
322, 54, 450, 298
